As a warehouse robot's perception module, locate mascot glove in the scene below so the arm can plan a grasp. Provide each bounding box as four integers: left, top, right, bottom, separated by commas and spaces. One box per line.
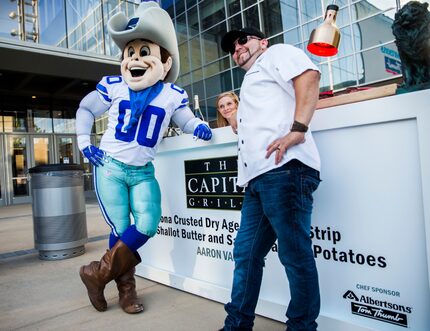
82, 145, 105, 167
193, 124, 212, 141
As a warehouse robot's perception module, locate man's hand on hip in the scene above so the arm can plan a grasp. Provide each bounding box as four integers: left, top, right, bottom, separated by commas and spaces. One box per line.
265, 132, 306, 165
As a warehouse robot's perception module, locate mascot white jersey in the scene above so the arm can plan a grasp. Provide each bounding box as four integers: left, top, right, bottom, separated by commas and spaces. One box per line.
77, 0, 212, 315
77, 76, 201, 165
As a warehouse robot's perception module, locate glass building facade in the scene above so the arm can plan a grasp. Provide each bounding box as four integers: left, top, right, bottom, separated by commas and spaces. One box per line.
1, 0, 428, 123
0, 0, 428, 205
1, 0, 139, 56
161, 0, 425, 122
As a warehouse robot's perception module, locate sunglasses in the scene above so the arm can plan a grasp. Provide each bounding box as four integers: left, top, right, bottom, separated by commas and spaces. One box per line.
230, 35, 261, 54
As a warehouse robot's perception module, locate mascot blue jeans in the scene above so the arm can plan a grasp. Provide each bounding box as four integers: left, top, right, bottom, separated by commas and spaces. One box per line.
79, 158, 161, 314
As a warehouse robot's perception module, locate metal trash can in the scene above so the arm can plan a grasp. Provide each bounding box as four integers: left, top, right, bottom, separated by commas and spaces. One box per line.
29, 164, 88, 260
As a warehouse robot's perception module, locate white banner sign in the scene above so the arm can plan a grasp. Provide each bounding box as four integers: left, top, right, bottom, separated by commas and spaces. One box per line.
137, 91, 430, 331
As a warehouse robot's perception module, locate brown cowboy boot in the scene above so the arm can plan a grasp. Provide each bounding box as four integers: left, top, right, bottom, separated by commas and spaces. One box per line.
115, 267, 144, 313
79, 240, 140, 312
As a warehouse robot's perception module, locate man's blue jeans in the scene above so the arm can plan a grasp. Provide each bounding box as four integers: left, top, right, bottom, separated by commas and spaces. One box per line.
223, 159, 321, 331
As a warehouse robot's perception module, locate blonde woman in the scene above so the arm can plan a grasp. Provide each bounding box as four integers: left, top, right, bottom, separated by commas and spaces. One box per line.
216, 91, 239, 133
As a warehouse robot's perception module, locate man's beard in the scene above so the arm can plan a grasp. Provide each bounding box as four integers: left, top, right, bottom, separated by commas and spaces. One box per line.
237, 48, 260, 68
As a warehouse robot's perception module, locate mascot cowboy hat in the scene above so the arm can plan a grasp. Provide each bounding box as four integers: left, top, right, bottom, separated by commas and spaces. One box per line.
108, 0, 180, 83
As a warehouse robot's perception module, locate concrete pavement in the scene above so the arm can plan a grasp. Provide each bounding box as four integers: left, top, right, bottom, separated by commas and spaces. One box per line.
0, 202, 285, 331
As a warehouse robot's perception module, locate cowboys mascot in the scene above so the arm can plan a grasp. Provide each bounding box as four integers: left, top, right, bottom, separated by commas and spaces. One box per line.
76, 1, 211, 314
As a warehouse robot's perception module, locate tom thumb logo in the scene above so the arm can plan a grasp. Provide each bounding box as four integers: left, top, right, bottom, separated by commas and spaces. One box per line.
343, 290, 410, 328
184, 156, 245, 210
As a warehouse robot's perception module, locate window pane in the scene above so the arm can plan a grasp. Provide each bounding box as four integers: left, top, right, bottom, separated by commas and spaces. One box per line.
243, 0, 256, 9
175, 0, 186, 15
66, 0, 104, 54
38, 0, 68, 47
192, 79, 205, 102
58, 137, 74, 164
53, 110, 75, 133
95, 114, 108, 134
270, 34, 285, 46
302, 19, 321, 43
228, 13, 242, 30
161, 0, 174, 16
199, 1, 226, 31
262, 0, 287, 36
331, 56, 357, 89
202, 22, 227, 64
306, 49, 325, 65
192, 68, 204, 82
183, 84, 192, 98
0, 1, 20, 41
380, 43, 402, 75
279, 0, 300, 31
176, 13, 188, 44
300, 0, 322, 23
189, 36, 202, 71
319, 62, 331, 92
177, 72, 192, 88
204, 57, 231, 78
353, 10, 395, 51
103, 0, 126, 56
232, 67, 245, 90
187, 5, 199, 37
336, 6, 351, 28
33, 137, 50, 166
179, 42, 190, 74
186, 0, 197, 9
10, 137, 29, 197
337, 26, 354, 58
243, 5, 260, 30
206, 95, 218, 122
205, 72, 233, 98
297, 41, 306, 51
283, 27, 301, 45
2, 110, 27, 133
357, 41, 400, 84
29, 109, 53, 133
352, 0, 396, 21
226, 0, 241, 17
323, 0, 349, 7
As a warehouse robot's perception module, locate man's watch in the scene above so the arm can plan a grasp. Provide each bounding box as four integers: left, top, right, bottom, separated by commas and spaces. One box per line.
290, 120, 308, 133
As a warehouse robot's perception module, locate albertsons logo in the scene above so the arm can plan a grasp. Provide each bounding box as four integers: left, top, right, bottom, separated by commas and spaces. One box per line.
343, 290, 411, 328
